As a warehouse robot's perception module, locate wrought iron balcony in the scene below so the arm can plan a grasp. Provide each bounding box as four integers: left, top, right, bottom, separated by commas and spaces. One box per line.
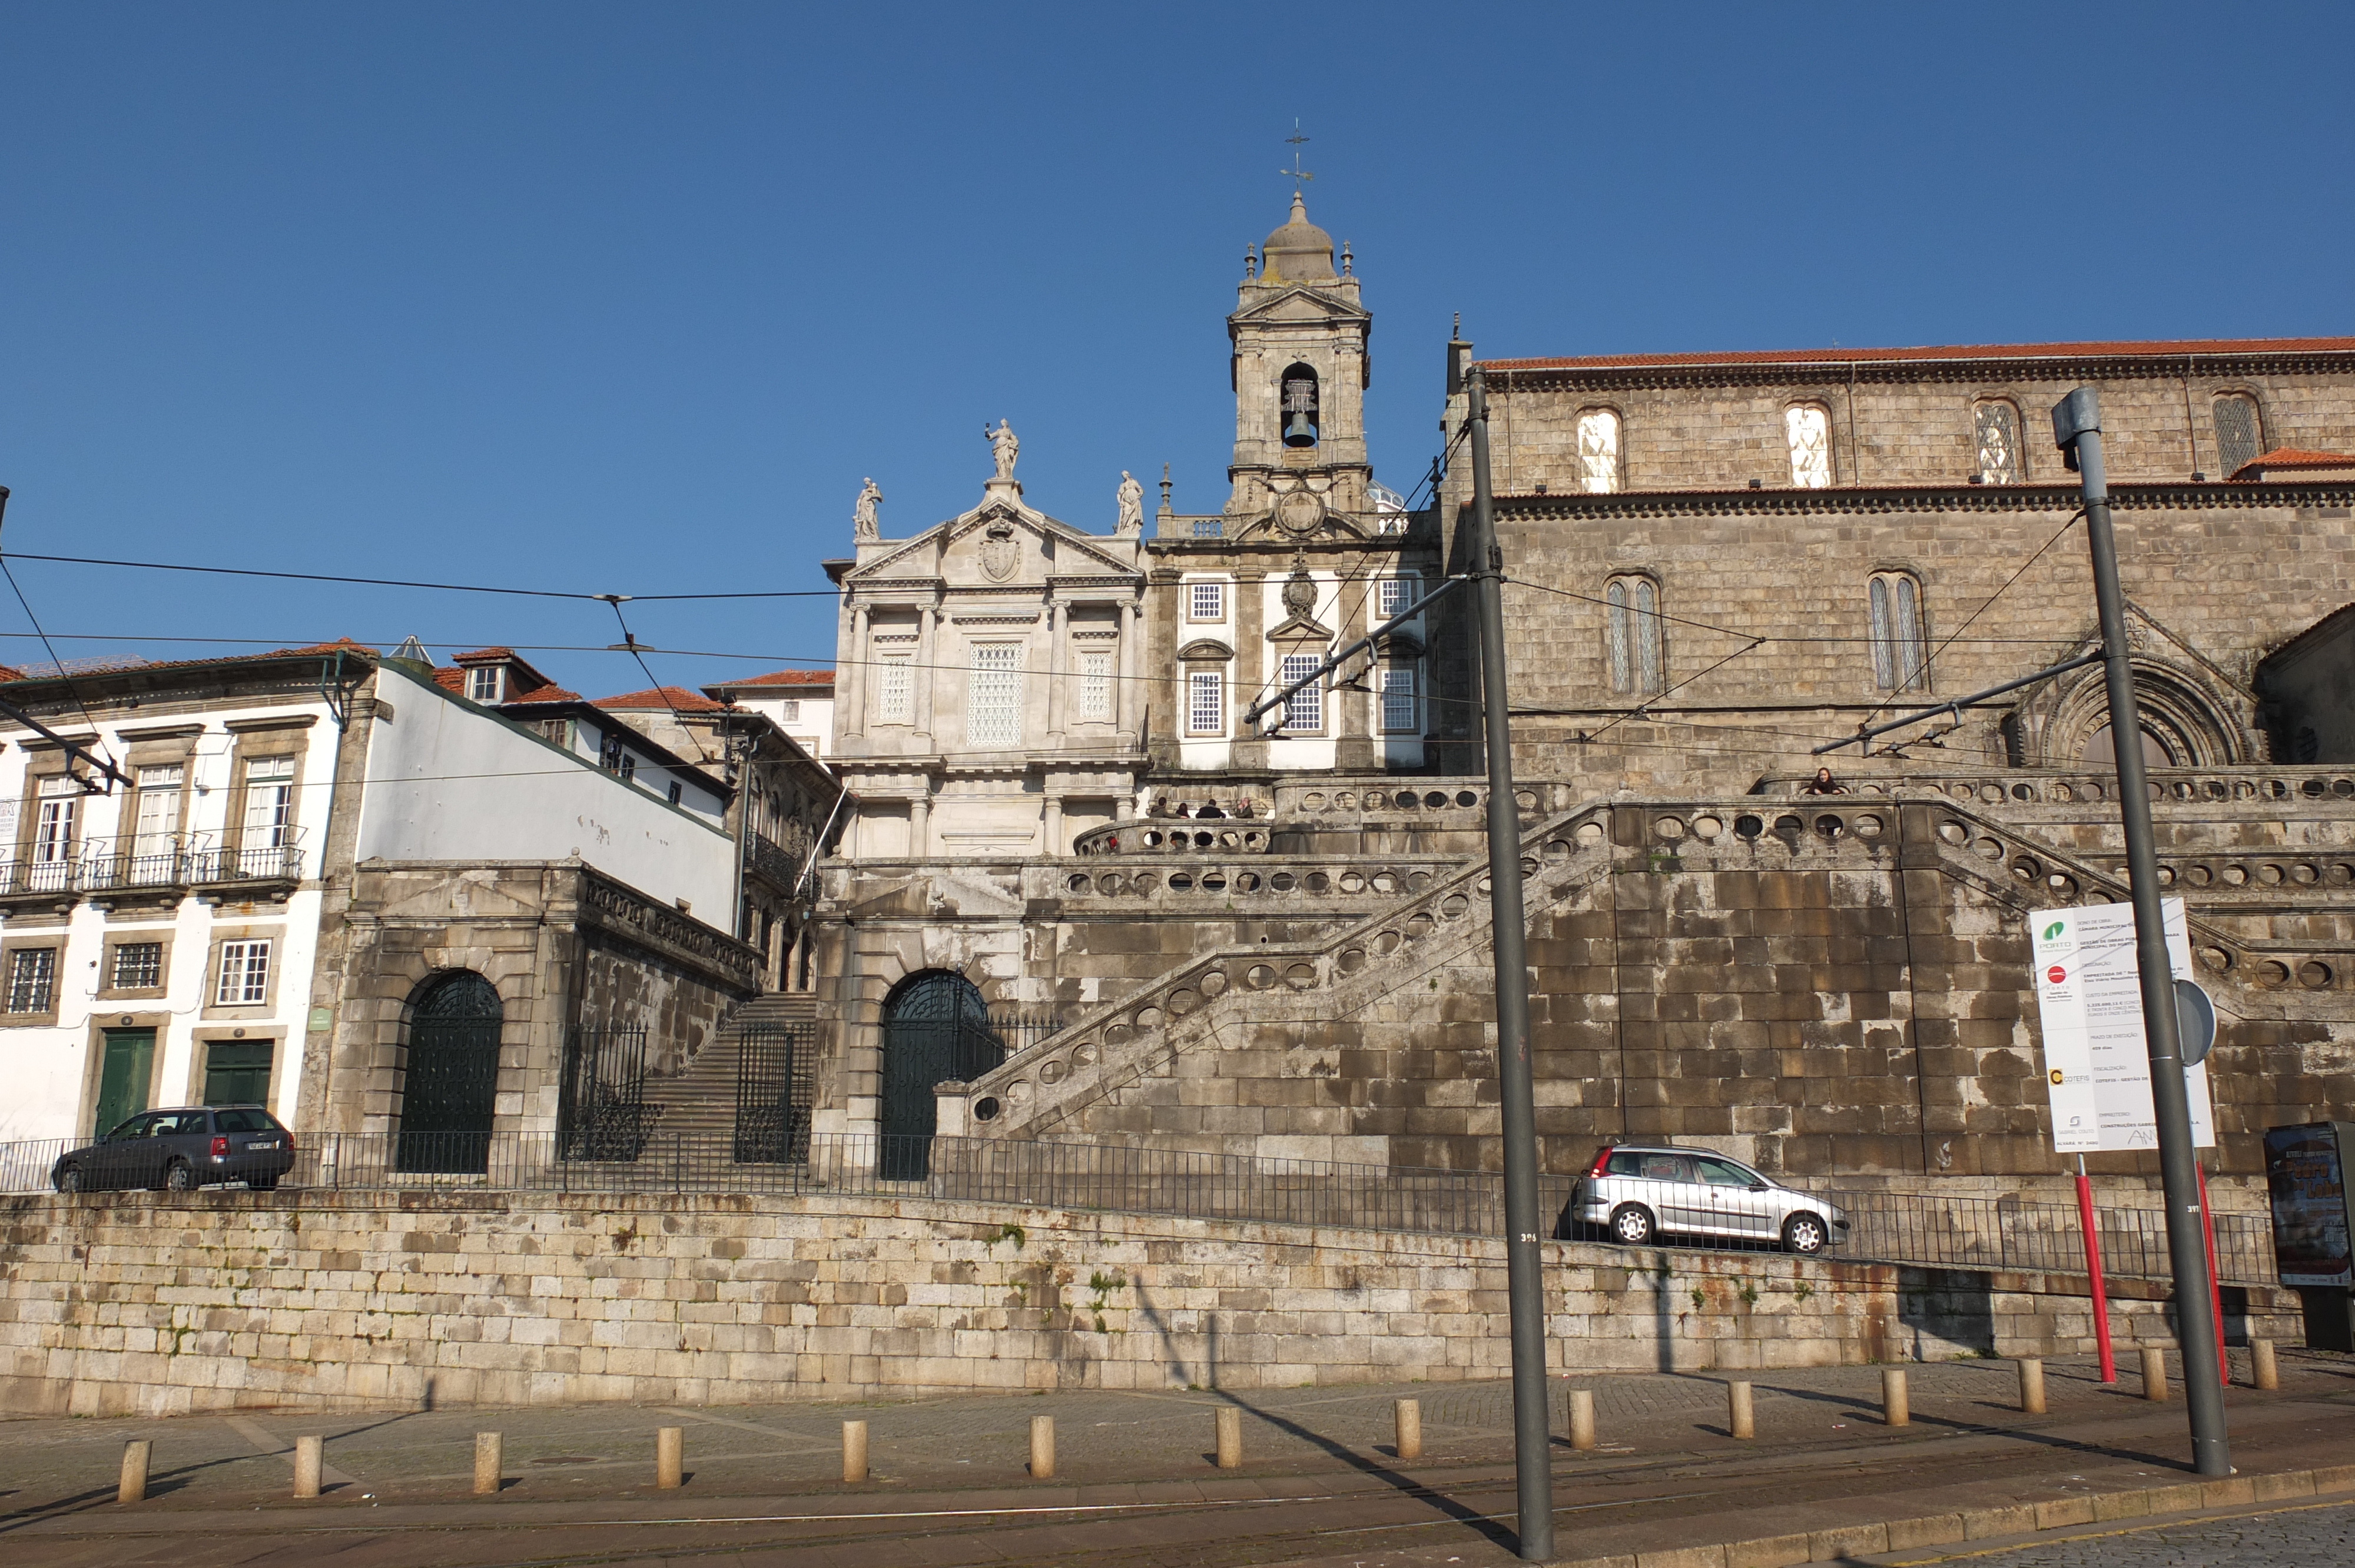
0, 831, 305, 901
744, 829, 800, 888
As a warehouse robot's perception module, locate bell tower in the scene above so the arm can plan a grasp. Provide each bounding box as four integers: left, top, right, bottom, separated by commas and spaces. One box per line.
1227, 192, 1374, 520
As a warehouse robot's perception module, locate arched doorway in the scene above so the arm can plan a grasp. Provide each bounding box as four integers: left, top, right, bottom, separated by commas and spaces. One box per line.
2082, 725, 2174, 771
880, 970, 997, 1179
395, 971, 504, 1173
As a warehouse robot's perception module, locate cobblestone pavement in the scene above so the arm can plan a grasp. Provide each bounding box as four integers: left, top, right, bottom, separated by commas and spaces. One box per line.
1886, 1501, 2355, 1566
0, 1351, 2347, 1567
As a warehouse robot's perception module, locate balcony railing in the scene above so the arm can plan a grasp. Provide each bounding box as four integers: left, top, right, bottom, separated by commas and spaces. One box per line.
744, 829, 800, 888
0, 833, 306, 898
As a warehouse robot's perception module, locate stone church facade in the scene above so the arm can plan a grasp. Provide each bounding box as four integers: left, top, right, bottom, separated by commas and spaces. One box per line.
805, 195, 2355, 1200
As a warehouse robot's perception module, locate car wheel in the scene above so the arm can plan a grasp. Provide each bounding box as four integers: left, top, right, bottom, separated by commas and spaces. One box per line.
1608, 1203, 1656, 1246
1782, 1212, 1828, 1255
54, 1164, 85, 1194
162, 1161, 197, 1192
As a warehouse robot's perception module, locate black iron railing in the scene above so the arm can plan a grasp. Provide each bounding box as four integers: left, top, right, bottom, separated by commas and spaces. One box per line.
0, 834, 304, 898
0, 1130, 2281, 1287
558, 1025, 656, 1162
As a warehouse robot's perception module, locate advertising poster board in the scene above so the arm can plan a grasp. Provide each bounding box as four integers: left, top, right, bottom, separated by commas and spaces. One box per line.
2264, 1122, 2355, 1290
2030, 898, 2215, 1152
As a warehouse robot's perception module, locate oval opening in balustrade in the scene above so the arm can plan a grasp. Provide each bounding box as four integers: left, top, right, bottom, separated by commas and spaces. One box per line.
1271, 871, 1296, 892
2299, 961, 2334, 989
1691, 816, 1723, 839
1284, 964, 1317, 989
1306, 872, 1330, 893
1734, 815, 1764, 840
1246, 964, 1276, 989
1457, 790, 1479, 808
1169, 872, 1195, 892
1201, 872, 1228, 892
972, 1096, 1002, 1122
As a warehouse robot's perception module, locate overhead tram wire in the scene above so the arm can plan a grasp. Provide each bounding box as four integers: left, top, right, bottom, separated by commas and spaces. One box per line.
0, 553, 130, 786
0, 550, 843, 602
599, 596, 715, 763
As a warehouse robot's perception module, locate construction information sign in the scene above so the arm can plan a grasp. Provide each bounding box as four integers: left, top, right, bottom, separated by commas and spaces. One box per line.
2031, 897, 2215, 1153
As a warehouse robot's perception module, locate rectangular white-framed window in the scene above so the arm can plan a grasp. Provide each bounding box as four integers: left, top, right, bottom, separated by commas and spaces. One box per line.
1187, 670, 1223, 736
1377, 576, 1416, 622
1188, 580, 1226, 622
33, 775, 81, 866
1381, 665, 1419, 733
466, 666, 503, 703
875, 657, 913, 723
215, 939, 271, 1006
776, 698, 801, 723
1078, 650, 1113, 722
132, 764, 184, 860
966, 645, 1022, 748
1279, 652, 1324, 733
7, 947, 56, 1014
241, 756, 296, 848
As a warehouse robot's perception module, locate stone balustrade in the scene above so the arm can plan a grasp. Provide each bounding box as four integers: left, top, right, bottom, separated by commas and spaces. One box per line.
1767, 768, 2355, 809
1057, 858, 1462, 901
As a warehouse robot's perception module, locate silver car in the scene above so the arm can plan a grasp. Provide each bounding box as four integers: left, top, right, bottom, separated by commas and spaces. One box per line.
1573, 1144, 1848, 1255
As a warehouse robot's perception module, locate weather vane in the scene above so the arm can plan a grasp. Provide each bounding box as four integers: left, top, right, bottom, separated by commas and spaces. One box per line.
1281, 119, 1314, 190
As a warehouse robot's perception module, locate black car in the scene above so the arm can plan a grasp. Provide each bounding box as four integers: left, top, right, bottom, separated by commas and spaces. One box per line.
51, 1105, 296, 1192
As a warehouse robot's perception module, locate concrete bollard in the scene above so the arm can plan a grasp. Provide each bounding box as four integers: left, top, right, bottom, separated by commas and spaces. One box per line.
1882, 1367, 1910, 1428
1029, 1414, 1055, 1480
294, 1435, 323, 1499
1215, 1407, 1242, 1469
656, 1426, 684, 1489
2253, 1338, 2278, 1391
1394, 1398, 1422, 1461
118, 1440, 151, 1504
473, 1431, 502, 1496
2141, 1346, 2168, 1402
842, 1419, 868, 1483
2018, 1358, 2046, 1415
1727, 1381, 1754, 1440
1568, 1389, 1597, 1451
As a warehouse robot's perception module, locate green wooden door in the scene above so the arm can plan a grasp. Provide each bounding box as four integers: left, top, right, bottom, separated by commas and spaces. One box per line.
94, 1029, 156, 1138
202, 1040, 274, 1105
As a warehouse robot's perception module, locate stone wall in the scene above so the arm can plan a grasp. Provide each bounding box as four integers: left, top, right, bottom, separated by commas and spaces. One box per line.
0, 1189, 2301, 1417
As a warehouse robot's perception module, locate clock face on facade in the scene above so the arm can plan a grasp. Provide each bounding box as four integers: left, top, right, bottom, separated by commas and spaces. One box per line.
1274, 487, 1325, 536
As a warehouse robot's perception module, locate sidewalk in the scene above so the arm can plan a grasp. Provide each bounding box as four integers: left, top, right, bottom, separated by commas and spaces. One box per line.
1, 1350, 2350, 1566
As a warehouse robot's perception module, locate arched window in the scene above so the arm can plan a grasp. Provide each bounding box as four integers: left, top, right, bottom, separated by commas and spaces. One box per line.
1281, 362, 1321, 448
1575, 408, 1622, 493
394, 971, 503, 1174
1786, 405, 1833, 488
1607, 574, 1665, 695
880, 970, 996, 1178
1973, 401, 2024, 483
2213, 394, 2264, 477
1869, 572, 1929, 692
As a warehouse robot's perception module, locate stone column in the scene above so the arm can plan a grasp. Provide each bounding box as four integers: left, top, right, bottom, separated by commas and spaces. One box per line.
841, 603, 869, 740
908, 791, 930, 856
1116, 600, 1139, 746
1336, 579, 1372, 770
1042, 794, 1063, 856
914, 604, 938, 746
1046, 600, 1068, 748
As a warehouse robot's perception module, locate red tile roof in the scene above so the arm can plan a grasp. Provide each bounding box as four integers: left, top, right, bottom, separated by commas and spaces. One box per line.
452, 646, 517, 663
1480, 335, 2355, 373
593, 686, 734, 713
2228, 447, 2355, 480
708, 668, 835, 688
499, 686, 582, 705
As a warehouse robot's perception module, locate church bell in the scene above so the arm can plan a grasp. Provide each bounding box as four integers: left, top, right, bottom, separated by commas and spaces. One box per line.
1285, 411, 1317, 447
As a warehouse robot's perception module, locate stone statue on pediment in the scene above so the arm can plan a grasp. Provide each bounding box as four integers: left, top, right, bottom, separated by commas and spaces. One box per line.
985, 420, 1020, 483
1115, 471, 1143, 537
853, 477, 883, 541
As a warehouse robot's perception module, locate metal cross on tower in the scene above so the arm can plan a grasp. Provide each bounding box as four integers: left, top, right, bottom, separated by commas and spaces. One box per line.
1281, 121, 1314, 189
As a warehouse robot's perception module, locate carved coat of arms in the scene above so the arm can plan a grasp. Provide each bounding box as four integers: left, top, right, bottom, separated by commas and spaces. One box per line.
980, 521, 1020, 582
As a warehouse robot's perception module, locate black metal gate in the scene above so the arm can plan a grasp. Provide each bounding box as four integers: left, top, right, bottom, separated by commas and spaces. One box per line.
558, 1025, 653, 1162
395, 972, 503, 1174
878, 972, 1062, 1180
734, 1023, 815, 1165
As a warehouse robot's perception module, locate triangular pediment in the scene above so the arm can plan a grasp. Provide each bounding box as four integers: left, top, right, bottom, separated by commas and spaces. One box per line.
1229, 284, 1370, 328
1267, 614, 1335, 644
845, 497, 1139, 587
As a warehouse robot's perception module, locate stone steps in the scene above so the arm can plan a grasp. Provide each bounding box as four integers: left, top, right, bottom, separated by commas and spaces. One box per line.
645, 992, 818, 1143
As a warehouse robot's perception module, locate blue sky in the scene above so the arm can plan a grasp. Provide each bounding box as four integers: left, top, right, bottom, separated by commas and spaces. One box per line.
2, 2, 2349, 697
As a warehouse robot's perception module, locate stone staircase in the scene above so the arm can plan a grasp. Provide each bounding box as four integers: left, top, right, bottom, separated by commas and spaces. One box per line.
646, 991, 819, 1144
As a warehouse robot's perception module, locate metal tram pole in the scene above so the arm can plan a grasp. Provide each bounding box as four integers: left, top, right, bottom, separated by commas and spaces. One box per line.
2052, 387, 2231, 1475
1465, 367, 1555, 1558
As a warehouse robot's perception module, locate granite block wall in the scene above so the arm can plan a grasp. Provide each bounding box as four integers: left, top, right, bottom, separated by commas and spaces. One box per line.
0, 1189, 2300, 1417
